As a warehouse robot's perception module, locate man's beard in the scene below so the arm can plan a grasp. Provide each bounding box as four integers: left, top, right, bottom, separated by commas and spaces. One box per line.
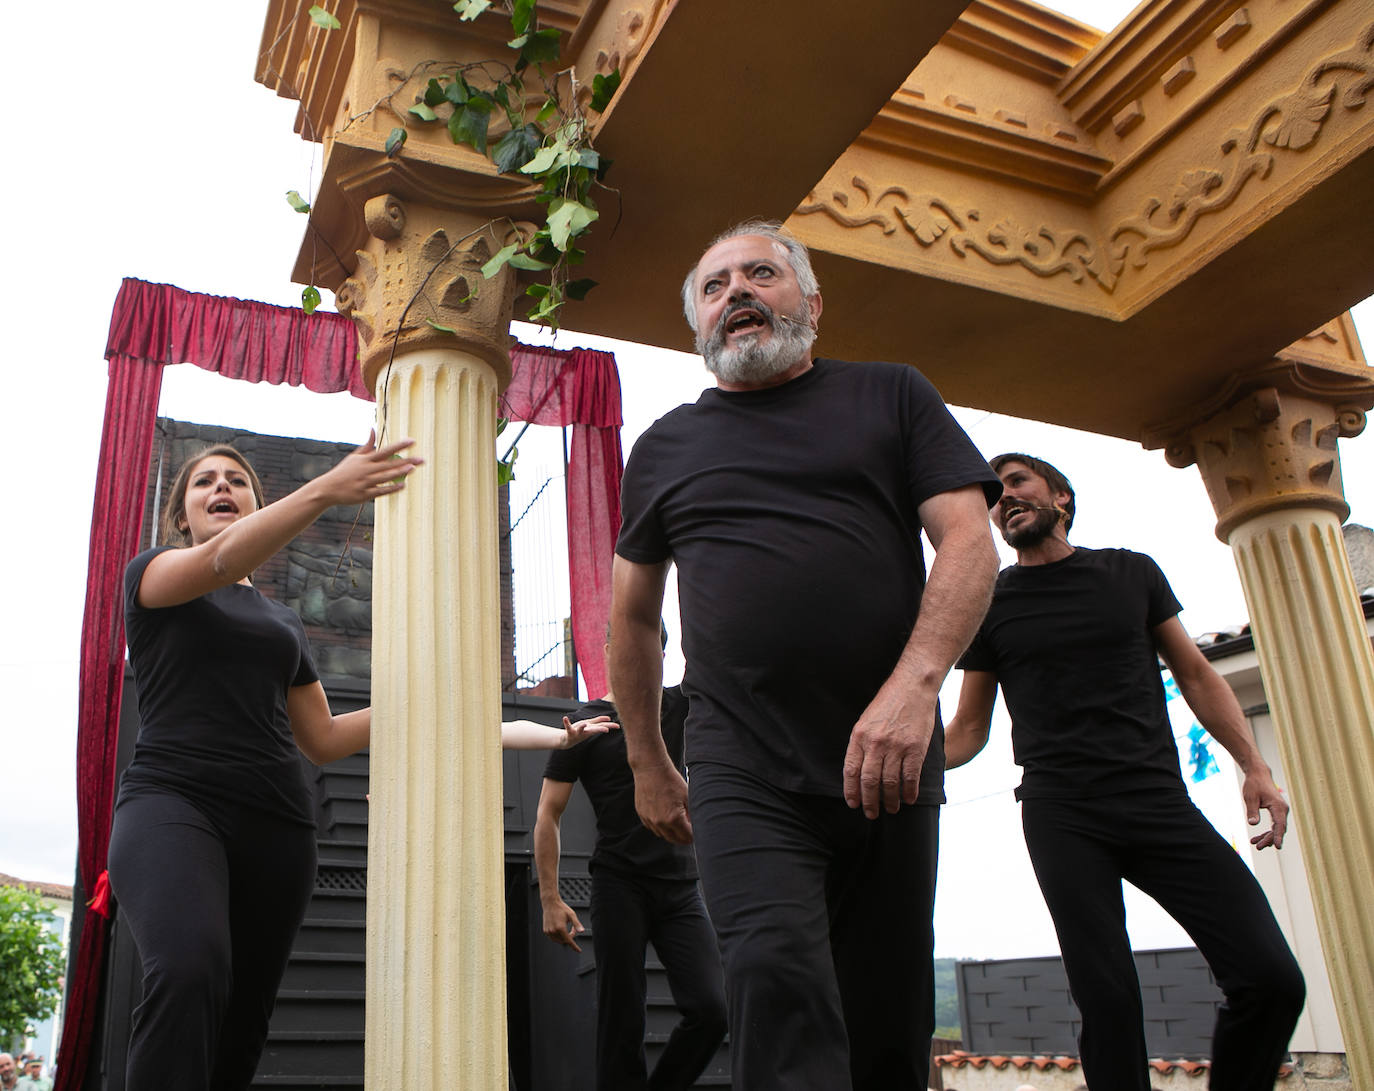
698, 299, 816, 384
1000, 505, 1062, 549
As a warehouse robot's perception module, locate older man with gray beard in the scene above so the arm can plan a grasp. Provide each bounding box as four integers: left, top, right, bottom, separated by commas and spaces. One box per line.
608, 220, 1002, 1090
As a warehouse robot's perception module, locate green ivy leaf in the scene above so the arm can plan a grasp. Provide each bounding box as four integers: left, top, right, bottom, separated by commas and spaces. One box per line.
519, 143, 562, 176
525, 283, 550, 298
444, 75, 471, 107
427, 318, 458, 333
536, 97, 560, 126
523, 28, 562, 64
285, 190, 311, 214
527, 284, 563, 324
449, 97, 493, 154
496, 416, 509, 436
546, 197, 598, 251
481, 242, 519, 279
408, 102, 438, 122
589, 69, 621, 113
492, 124, 543, 174
308, 5, 341, 30
508, 251, 554, 271
497, 451, 518, 486
511, 0, 535, 36
302, 285, 322, 315
453, 0, 493, 20
385, 127, 407, 157
577, 148, 600, 172
424, 78, 447, 108
565, 278, 598, 300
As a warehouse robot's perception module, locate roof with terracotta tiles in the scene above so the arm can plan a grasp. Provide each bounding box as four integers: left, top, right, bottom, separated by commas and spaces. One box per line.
0, 872, 73, 902
933, 1051, 1294, 1080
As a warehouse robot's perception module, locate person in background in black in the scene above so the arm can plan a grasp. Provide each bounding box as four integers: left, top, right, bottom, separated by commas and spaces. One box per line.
534, 626, 726, 1091
946, 452, 1305, 1091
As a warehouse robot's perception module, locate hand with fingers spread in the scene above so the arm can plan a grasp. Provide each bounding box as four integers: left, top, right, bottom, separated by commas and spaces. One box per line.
313, 431, 423, 506
561, 714, 619, 748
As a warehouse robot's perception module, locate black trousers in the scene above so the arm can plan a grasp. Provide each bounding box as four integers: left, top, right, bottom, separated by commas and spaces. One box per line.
108, 790, 317, 1091
589, 869, 727, 1091
1022, 789, 1305, 1091
689, 762, 939, 1091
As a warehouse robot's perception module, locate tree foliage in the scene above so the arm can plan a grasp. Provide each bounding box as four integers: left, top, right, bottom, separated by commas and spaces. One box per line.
0, 885, 64, 1049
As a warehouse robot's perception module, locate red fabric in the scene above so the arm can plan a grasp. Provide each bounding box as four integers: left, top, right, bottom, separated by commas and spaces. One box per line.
87, 871, 112, 918
56, 352, 163, 1091
105, 278, 369, 398
505, 346, 624, 697
61, 283, 622, 1089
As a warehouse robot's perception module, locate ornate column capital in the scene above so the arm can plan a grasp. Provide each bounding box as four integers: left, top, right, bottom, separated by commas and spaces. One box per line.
1148, 360, 1373, 542
336, 194, 527, 393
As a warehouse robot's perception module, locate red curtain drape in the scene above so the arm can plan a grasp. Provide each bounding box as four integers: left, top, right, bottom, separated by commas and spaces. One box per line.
57, 354, 164, 1091
59, 280, 621, 1089
504, 344, 625, 698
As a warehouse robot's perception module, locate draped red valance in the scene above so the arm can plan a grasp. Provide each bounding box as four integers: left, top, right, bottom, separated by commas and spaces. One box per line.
104, 278, 369, 398
58, 278, 623, 1089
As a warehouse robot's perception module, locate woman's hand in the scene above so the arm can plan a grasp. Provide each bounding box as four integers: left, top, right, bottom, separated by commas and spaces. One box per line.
560, 715, 619, 748
314, 432, 423, 506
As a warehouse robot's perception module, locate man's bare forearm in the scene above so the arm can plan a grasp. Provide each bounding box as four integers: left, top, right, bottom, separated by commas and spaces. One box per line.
608, 556, 672, 772
889, 520, 998, 704
533, 818, 562, 906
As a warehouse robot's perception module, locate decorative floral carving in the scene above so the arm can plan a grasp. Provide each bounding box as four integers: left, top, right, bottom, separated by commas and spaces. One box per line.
798, 179, 1101, 285
795, 23, 1374, 297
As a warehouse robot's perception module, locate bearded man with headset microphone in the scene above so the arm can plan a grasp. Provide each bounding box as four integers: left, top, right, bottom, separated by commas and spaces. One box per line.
945, 452, 1306, 1091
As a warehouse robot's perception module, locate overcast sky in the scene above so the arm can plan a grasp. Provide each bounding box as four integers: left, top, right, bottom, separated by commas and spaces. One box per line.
1, 0, 1369, 961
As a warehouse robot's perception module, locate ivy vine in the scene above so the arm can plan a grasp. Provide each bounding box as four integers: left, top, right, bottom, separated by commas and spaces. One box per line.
292, 0, 618, 329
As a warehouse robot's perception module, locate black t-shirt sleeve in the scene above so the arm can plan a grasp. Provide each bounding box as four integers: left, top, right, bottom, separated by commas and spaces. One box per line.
617, 425, 672, 564
899, 368, 1002, 511
287, 614, 320, 688
542, 744, 582, 783
1141, 552, 1184, 627
957, 624, 995, 672
125, 546, 175, 620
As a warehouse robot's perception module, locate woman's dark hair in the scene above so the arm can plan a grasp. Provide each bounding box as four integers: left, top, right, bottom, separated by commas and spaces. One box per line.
161, 444, 267, 546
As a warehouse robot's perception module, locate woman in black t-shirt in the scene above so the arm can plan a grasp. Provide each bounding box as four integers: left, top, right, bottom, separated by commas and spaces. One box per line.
109, 435, 421, 1090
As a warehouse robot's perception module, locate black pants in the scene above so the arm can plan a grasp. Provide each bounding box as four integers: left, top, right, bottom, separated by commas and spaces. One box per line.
1022, 790, 1305, 1091
589, 869, 727, 1091
108, 790, 317, 1090
689, 762, 939, 1091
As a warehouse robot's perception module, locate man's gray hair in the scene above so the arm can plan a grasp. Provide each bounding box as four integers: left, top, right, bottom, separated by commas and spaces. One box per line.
681, 220, 820, 334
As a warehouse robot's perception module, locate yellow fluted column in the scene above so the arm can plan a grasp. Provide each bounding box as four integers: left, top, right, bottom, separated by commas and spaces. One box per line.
340, 195, 519, 1089
1164, 380, 1374, 1086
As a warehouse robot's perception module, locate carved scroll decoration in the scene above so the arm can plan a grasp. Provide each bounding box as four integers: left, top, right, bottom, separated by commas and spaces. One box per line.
797, 23, 1374, 297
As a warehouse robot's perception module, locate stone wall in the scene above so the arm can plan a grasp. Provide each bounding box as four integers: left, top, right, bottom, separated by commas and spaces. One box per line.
142, 418, 519, 686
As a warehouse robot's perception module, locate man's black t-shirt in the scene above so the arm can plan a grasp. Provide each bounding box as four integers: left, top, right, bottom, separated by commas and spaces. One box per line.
543, 687, 697, 879
616, 358, 1000, 800
120, 546, 319, 825
958, 547, 1185, 799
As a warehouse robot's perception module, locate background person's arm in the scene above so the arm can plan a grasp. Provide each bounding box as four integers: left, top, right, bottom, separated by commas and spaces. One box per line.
534, 778, 584, 951
1154, 616, 1288, 849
